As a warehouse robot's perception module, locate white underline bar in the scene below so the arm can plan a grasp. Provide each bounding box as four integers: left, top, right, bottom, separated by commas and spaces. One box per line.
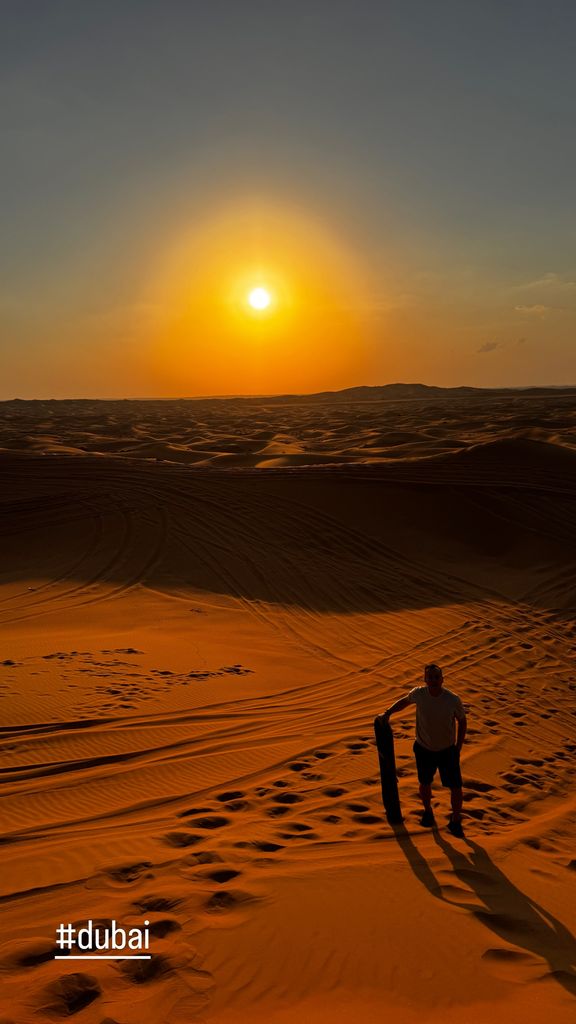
54, 955, 152, 960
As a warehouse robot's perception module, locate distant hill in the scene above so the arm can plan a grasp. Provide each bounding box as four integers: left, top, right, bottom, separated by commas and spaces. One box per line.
214, 383, 576, 405
2, 383, 576, 406
302, 383, 482, 402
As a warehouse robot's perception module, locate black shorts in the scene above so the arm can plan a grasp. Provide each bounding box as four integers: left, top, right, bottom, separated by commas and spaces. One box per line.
413, 741, 462, 789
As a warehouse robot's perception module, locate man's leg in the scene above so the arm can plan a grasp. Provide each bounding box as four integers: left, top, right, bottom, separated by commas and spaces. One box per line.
450, 786, 463, 822
419, 782, 433, 811
414, 743, 436, 826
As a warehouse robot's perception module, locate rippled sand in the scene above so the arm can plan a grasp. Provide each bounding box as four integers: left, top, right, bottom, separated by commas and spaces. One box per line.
1, 387, 576, 1022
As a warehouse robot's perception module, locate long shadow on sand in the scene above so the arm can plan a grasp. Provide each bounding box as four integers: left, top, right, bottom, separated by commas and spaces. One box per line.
393, 824, 576, 997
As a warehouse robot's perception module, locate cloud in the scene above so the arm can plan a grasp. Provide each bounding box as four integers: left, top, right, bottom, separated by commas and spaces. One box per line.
477, 340, 501, 353
520, 272, 576, 292
514, 304, 547, 315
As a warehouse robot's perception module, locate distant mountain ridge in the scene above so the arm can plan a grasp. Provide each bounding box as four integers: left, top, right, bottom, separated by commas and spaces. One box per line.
211, 382, 576, 405
2, 383, 576, 405
303, 383, 482, 402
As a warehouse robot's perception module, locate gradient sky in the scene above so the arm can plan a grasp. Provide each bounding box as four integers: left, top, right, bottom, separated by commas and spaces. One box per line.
1, 0, 575, 397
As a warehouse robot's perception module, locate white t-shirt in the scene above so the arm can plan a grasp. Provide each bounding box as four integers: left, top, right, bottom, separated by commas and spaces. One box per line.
407, 686, 466, 752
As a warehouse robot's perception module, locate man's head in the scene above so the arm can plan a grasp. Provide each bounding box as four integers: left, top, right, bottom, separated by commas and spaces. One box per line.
424, 663, 443, 692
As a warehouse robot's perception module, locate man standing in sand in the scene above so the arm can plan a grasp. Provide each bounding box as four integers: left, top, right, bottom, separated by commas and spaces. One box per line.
377, 664, 467, 837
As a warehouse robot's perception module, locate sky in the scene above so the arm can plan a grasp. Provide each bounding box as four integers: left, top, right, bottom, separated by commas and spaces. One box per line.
1, 0, 575, 398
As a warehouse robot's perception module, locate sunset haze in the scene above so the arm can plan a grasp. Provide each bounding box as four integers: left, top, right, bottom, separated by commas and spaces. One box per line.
2, 1, 576, 397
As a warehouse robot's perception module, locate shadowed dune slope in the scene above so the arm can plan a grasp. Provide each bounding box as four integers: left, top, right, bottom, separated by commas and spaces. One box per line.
1, 437, 576, 614
0, 440, 569, 614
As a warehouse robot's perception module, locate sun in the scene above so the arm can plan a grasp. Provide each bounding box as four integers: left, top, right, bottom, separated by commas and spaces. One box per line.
247, 286, 272, 311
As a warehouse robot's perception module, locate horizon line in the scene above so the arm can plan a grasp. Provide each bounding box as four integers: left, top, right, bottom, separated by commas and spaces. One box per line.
2, 382, 576, 403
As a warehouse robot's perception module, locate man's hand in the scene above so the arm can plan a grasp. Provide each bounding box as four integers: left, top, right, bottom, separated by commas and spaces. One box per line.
375, 695, 411, 728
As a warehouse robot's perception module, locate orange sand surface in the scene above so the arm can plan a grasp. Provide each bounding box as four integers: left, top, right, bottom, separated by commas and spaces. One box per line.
1, 388, 575, 1022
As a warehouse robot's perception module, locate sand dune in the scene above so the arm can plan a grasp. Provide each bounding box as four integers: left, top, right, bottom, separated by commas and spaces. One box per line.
2, 387, 576, 467
1, 390, 575, 1022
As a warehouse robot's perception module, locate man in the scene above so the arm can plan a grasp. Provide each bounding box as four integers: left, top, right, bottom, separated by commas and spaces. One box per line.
376, 664, 467, 837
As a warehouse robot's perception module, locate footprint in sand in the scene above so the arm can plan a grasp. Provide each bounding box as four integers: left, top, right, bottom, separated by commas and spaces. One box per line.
501, 771, 531, 787
272, 792, 303, 804
278, 826, 319, 840
177, 806, 213, 818
163, 832, 205, 848
465, 779, 495, 794
182, 851, 223, 867
148, 918, 181, 937
102, 862, 153, 885
234, 840, 284, 853
203, 890, 258, 914
133, 895, 183, 912
118, 954, 172, 984
2, 938, 60, 969
38, 973, 101, 1015
481, 948, 541, 983
184, 815, 230, 830
198, 868, 242, 884
323, 786, 346, 797
522, 837, 542, 850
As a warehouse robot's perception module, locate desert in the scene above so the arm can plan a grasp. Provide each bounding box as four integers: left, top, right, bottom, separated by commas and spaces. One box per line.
1, 385, 575, 1023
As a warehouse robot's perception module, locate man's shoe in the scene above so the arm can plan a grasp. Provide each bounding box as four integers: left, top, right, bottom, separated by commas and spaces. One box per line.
447, 817, 465, 838
420, 809, 435, 828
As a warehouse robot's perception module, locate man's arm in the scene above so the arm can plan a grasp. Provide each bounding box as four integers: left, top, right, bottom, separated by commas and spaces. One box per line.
376, 695, 412, 723
456, 715, 467, 751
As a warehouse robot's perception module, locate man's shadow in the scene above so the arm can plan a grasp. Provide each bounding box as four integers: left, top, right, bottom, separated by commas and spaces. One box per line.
393, 823, 576, 997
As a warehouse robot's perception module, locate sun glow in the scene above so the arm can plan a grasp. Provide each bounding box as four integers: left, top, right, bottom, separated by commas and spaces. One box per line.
149, 198, 374, 394
247, 286, 272, 311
